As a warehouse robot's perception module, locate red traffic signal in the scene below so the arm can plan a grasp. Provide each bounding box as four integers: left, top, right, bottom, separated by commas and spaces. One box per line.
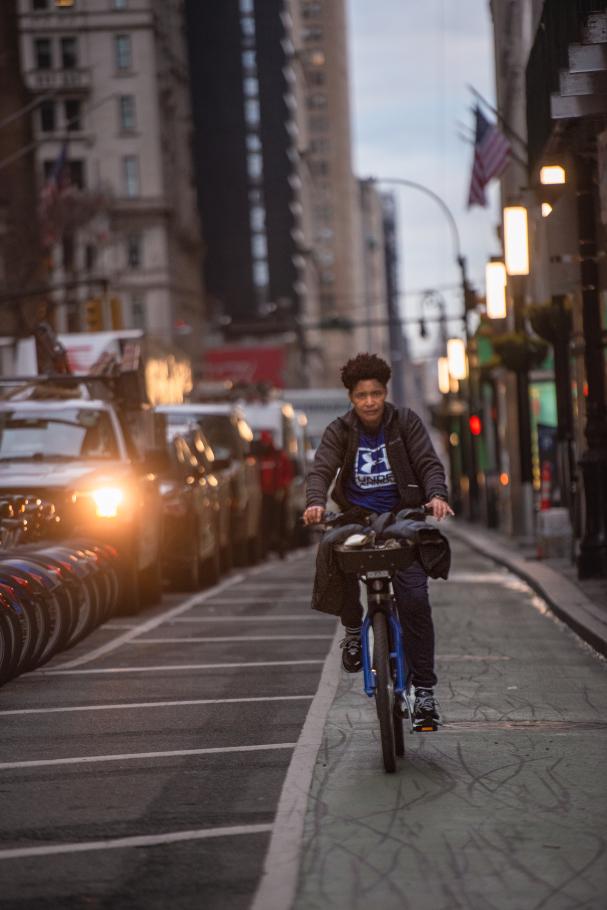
469, 415, 482, 436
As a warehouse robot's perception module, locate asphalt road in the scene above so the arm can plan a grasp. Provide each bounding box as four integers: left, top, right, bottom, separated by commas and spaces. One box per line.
0, 550, 333, 910
2, 536, 606, 910
294, 536, 607, 910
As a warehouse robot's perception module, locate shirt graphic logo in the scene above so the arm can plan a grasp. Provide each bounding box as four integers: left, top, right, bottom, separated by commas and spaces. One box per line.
354, 444, 395, 489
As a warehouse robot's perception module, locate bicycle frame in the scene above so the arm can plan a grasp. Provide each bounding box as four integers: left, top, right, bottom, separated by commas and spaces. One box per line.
360, 577, 408, 698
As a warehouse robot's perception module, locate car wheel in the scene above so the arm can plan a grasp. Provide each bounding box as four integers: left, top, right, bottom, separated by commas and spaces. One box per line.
201, 543, 221, 588
172, 538, 202, 592
139, 558, 163, 606
117, 562, 142, 615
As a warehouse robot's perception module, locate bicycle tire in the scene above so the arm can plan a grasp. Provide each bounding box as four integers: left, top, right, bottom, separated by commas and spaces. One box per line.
372, 611, 397, 773
393, 708, 405, 757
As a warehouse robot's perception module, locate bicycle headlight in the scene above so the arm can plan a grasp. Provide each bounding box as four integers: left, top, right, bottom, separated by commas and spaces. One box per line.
90, 486, 125, 518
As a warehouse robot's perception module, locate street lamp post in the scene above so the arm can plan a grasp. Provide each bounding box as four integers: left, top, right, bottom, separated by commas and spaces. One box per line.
371, 176, 479, 517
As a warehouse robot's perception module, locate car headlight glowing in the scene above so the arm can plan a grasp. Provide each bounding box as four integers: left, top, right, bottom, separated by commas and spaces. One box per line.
90, 486, 124, 518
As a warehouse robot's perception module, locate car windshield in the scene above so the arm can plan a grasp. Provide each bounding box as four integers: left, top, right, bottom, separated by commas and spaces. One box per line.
0, 408, 120, 461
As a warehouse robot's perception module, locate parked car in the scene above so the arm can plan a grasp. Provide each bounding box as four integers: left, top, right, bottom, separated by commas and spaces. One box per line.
157, 404, 262, 566
0, 390, 164, 613
158, 423, 230, 590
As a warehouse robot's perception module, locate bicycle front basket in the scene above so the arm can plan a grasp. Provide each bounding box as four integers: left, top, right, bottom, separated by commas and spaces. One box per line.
333, 541, 415, 575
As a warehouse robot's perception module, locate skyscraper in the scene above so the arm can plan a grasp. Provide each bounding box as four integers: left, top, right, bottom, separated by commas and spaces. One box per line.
185, 0, 363, 386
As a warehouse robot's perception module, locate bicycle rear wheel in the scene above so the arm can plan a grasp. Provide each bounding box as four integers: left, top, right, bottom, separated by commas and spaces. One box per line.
372, 612, 397, 773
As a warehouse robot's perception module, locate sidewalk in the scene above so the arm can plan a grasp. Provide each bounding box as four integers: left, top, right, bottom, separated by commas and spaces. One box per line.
447, 520, 607, 657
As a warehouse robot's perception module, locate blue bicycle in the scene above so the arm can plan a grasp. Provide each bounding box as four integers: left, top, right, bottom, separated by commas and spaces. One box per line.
334, 534, 435, 772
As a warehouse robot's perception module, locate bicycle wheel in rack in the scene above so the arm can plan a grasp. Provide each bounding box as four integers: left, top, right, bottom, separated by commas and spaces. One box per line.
372, 611, 397, 773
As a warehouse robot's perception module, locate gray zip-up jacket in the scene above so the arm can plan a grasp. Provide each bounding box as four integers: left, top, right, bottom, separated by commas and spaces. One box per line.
306, 402, 448, 511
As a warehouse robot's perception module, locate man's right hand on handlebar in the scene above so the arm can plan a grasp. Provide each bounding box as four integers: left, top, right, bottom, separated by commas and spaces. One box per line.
303, 505, 325, 526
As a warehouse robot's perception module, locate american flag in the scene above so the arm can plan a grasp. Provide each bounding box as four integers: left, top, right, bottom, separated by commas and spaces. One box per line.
39, 141, 70, 247
467, 106, 511, 208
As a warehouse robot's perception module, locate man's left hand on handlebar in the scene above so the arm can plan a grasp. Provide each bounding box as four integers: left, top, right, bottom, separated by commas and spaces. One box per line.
426, 497, 454, 521
303, 505, 325, 526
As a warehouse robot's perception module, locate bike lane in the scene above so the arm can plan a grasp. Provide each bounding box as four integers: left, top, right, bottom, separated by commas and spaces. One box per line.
292, 536, 607, 910
0, 550, 338, 909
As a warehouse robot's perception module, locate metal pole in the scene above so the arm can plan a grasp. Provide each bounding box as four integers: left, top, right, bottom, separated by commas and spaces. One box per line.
373, 176, 479, 513
510, 274, 535, 539
575, 152, 607, 578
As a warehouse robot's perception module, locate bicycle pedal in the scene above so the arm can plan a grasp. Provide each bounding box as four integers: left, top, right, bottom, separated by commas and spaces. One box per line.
413, 720, 438, 733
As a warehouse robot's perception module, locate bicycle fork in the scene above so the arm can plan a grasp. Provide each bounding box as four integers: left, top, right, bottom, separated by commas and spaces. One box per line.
361, 582, 408, 699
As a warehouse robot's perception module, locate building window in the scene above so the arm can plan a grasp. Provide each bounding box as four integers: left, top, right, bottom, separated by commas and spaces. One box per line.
309, 115, 328, 133
60, 36, 78, 69
247, 152, 262, 180
250, 205, 265, 232
240, 16, 255, 38
44, 158, 84, 188
32, 0, 49, 10
246, 133, 261, 151
118, 95, 136, 131
307, 92, 327, 110
251, 234, 267, 259
302, 2, 322, 18
309, 70, 325, 86
130, 294, 146, 330
85, 244, 96, 272
39, 100, 55, 132
126, 233, 141, 268
113, 0, 127, 8
243, 77, 258, 98
65, 98, 81, 130
69, 159, 84, 188
242, 50, 256, 70
244, 99, 260, 126
239, 0, 254, 12
303, 26, 323, 42
115, 34, 132, 71
123, 156, 139, 196
253, 260, 269, 288
34, 38, 52, 70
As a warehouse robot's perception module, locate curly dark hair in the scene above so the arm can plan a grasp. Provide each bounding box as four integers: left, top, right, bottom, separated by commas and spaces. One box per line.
340, 353, 392, 391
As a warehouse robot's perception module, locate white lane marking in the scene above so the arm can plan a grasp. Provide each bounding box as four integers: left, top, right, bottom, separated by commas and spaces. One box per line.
0, 823, 274, 860
50, 573, 246, 670
437, 654, 511, 661
251, 627, 342, 910
43, 659, 324, 676
103, 624, 137, 630
170, 615, 332, 623
197, 597, 312, 604
129, 635, 333, 644
0, 742, 295, 771
0, 695, 314, 717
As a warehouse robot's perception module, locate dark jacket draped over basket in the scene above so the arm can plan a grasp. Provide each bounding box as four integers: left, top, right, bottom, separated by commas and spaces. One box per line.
311, 508, 451, 616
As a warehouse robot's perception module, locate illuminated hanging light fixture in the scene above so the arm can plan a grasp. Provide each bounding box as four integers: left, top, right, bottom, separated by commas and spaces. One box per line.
503, 205, 529, 275
485, 260, 507, 319
447, 338, 467, 380
437, 357, 450, 394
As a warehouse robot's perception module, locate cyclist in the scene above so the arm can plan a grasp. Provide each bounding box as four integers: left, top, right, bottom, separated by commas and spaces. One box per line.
303, 352, 453, 727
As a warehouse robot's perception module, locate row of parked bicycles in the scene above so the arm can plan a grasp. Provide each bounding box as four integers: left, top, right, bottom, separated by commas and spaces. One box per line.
0, 495, 123, 686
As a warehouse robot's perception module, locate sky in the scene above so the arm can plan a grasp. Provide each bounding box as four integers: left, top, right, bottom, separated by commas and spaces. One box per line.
347, 0, 501, 359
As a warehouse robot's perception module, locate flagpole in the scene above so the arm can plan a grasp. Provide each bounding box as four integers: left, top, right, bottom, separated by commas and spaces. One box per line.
467, 84, 529, 156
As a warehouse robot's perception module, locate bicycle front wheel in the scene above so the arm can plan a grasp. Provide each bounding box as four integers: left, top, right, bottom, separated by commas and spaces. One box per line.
372, 611, 397, 773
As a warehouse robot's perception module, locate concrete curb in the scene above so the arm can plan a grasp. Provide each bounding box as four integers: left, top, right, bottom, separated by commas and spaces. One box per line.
447, 523, 607, 658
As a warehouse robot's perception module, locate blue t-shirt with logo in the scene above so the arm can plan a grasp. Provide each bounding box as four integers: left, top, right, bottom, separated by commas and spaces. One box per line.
345, 424, 400, 513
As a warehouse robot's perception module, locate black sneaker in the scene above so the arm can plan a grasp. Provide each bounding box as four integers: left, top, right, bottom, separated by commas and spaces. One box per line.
340, 634, 362, 673
413, 687, 441, 731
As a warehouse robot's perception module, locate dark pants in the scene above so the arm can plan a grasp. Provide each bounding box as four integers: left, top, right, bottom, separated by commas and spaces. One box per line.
340, 561, 437, 689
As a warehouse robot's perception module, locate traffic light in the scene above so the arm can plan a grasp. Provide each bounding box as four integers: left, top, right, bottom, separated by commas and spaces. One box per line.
84, 297, 103, 332
469, 414, 482, 436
